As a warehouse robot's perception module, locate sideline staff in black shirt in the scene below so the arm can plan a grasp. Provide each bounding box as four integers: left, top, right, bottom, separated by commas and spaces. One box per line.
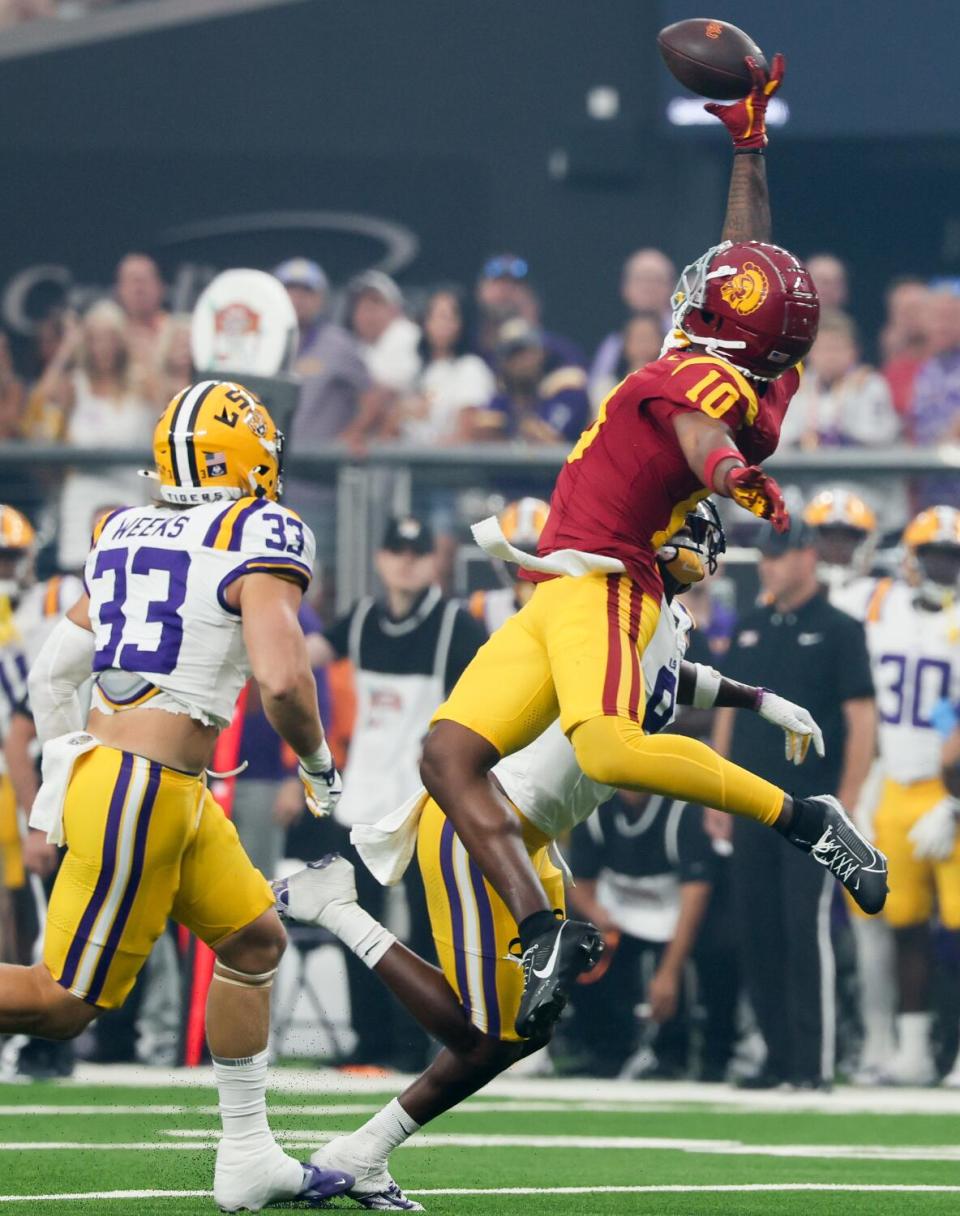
715, 522, 876, 1089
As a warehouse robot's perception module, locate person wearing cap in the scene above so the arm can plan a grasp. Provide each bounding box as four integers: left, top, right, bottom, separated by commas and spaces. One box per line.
465, 317, 590, 444
712, 521, 877, 1089
475, 253, 585, 372
345, 271, 421, 441
309, 515, 486, 1068
274, 258, 373, 569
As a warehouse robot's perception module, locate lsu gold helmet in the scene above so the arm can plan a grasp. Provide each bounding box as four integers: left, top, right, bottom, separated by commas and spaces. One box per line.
803, 488, 877, 587
0, 505, 35, 599
152, 380, 283, 506
498, 497, 550, 551
903, 506, 960, 607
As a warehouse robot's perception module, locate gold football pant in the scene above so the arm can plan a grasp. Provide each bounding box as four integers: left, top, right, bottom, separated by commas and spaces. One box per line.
434, 573, 783, 826
417, 794, 564, 1042
43, 745, 274, 1009
874, 777, 960, 930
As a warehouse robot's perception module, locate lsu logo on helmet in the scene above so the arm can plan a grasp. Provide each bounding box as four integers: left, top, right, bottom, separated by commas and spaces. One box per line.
152, 380, 284, 506
719, 261, 769, 317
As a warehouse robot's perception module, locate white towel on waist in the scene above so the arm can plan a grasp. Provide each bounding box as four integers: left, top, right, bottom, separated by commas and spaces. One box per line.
351, 789, 430, 886
471, 515, 626, 578
29, 731, 100, 846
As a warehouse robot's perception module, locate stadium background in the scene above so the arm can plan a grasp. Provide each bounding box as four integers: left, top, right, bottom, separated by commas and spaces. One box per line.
2, 2, 960, 1213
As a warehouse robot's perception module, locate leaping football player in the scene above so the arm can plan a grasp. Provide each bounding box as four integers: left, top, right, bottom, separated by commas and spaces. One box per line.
0, 382, 353, 1212
275, 502, 828, 1210
418, 54, 888, 1039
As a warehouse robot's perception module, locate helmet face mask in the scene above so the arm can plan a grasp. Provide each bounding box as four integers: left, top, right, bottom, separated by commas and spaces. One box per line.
658, 499, 726, 593
803, 489, 877, 586
152, 381, 284, 506
668, 240, 820, 380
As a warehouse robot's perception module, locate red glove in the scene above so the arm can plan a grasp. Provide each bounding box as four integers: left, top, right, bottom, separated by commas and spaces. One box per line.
705, 52, 785, 150
725, 464, 790, 532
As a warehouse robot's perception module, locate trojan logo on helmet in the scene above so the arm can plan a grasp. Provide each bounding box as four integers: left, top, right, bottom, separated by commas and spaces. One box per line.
668, 239, 820, 380
149, 379, 285, 506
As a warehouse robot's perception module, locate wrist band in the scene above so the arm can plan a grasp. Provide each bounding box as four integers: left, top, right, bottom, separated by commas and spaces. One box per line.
702, 447, 745, 494
691, 664, 723, 710
734, 147, 764, 155
299, 741, 333, 774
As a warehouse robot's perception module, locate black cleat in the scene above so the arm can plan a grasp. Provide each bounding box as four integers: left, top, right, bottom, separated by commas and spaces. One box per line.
514, 918, 603, 1039
788, 794, 888, 914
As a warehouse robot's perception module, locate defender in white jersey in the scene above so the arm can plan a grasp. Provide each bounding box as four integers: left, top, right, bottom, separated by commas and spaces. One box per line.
275, 502, 825, 1212
0, 382, 353, 1211
865, 506, 960, 1085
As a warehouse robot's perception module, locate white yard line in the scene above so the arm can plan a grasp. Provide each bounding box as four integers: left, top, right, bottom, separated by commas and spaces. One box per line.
7, 1132, 960, 1162
0, 1101, 684, 1117
5, 1185, 960, 1203
65, 1064, 960, 1115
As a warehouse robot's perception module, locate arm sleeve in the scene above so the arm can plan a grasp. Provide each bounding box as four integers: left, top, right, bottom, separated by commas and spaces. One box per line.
444, 609, 488, 693
27, 617, 95, 743
834, 614, 875, 703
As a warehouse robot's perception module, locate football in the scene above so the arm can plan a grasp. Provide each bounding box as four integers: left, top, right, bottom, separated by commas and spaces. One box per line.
657, 17, 767, 100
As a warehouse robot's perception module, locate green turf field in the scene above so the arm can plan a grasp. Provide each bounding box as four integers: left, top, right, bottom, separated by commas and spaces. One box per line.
2, 1077, 960, 1215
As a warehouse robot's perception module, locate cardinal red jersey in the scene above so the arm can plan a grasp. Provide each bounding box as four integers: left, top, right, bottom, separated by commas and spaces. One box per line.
535, 351, 800, 598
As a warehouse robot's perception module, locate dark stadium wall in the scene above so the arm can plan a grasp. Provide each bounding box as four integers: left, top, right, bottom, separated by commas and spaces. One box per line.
0, 0, 956, 356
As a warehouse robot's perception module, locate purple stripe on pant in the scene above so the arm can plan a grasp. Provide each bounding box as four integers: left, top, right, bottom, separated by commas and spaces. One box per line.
439, 819, 472, 1018
58, 752, 134, 990
84, 761, 163, 1006
468, 859, 501, 1039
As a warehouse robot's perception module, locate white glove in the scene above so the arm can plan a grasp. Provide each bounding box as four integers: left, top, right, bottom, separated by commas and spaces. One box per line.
297, 742, 343, 818
908, 797, 960, 861
756, 689, 825, 766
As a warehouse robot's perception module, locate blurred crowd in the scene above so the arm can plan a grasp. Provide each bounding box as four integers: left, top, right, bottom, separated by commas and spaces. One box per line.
0, 0, 131, 27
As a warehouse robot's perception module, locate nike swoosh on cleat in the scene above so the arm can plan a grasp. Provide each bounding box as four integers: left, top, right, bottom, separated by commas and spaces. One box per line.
531, 923, 566, 980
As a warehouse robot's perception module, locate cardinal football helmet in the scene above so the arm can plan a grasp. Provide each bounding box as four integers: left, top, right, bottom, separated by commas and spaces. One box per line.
152, 380, 284, 506
669, 240, 820, 379
903, 505, 960, 607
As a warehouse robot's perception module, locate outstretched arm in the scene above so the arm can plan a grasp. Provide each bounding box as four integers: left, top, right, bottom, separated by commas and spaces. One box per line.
706, 53, 785, 244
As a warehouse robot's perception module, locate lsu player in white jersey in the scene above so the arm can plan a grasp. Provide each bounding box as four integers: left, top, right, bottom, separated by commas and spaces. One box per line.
863, 506, 960, 1084
274, 502, 825, 1211
0, 381, 354, 1211
468, 497, 550, 635
803, 487, 897, 1083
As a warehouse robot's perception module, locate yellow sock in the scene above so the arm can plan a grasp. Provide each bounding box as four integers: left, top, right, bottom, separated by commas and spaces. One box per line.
572, 716, 784, 826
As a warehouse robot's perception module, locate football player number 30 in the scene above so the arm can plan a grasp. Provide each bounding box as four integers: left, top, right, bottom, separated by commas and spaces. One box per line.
92, 546, 189, 675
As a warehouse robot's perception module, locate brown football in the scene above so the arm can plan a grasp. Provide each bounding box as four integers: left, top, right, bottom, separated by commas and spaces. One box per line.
657, 18, 767, 100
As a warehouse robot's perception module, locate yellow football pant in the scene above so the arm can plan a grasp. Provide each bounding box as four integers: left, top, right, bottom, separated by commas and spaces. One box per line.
44, 745, 274, 1009
874, 777, 960, 929
417, 795, 564, 1042
435, 573, 784, 827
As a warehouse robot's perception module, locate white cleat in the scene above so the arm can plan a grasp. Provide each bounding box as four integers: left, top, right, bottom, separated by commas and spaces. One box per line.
885, 1052, 938, 1087
311, 1136, 424, 1211
941, 1061, 960, 1089
213, 1136, 308, 1212
273, 853, 358, 928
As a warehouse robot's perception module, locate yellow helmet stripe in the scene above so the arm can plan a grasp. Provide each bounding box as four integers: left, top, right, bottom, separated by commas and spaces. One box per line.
169, 380, 219, 488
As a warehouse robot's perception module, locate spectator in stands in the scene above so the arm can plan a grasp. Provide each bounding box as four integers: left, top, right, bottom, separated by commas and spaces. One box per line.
465, 318, 589, 444
114, 252, 168, 380
0, 0, 54, 28
779, 310, 899, 449
589, 310, 666, 410
911, 286, 960, 504
36, 300, 154, 568
881, 276, 933, 420
21, 309, 68, 441
0, 333, 24, 440
474, 253, 585, 371
806, 253, 849, 312
345, 270, 420, 442
589, 249, 675, 403
396, 288, 494, 444
276, 257, 370, 446
151, 312, 194, 409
